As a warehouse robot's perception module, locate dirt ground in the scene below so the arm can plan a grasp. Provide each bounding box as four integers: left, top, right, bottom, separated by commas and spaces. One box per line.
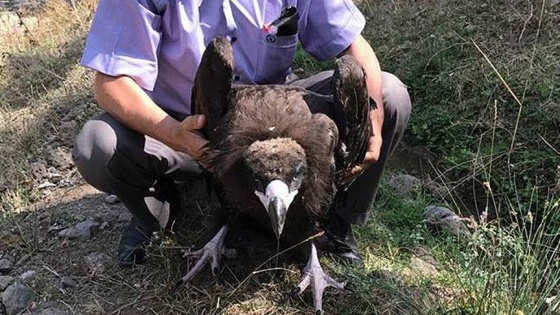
3, 170, 358, 314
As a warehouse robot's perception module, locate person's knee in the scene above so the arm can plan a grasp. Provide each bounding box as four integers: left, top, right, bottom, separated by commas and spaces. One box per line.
73, 116, 118, 192
381, 72, 412, 121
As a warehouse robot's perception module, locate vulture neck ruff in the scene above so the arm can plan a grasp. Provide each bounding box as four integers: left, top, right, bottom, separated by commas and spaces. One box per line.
209, 86, 336, 219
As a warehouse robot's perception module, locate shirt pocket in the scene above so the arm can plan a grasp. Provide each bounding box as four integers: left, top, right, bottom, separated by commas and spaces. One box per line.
254, 32, 298, 84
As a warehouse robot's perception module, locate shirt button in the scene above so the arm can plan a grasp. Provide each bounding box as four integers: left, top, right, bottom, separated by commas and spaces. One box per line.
234, 75, 240, 81
266, 34, 276, 43
231, 36, 237, 43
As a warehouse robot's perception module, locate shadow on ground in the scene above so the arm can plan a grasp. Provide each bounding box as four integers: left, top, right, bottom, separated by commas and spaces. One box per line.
0, 179, 442, 314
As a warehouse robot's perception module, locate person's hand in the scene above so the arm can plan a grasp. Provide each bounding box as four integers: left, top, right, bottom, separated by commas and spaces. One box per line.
172, 114, 210, 164
363, 110, 383, 164
342, 110, 383, 184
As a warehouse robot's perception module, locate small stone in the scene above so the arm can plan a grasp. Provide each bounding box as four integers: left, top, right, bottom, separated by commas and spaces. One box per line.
117, 212, 132, 223
0, 275, 14, 290
37, 182, 56, 189
30, 162, 48, 181
45, 146, 73, 170
0, 258, 13, 274
388, 174, 422, 197
58, 219, 101, 240
423, 180, 448, 199
47, 167, 63, 183
423, 206, 471, 237
19, 270, 36, 283
84, 252, 111, 275
2, 282, 35, 315
410, 256, 438, 276
59, 276, 77, 289
104, 194, 120, 204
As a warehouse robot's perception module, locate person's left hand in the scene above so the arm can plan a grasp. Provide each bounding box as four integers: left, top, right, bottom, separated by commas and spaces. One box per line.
363, 110, 383, 164
342, 110, 383, 183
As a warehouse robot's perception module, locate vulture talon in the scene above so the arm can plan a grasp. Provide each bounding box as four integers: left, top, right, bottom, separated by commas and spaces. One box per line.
280, 286, 300, 304
173, 279, 184, 290
177, 225, 229, 285
288, 286, 301, 299
294, 242, 345, 314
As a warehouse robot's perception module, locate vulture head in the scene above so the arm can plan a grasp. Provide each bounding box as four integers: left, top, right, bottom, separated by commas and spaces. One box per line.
244, 137, 307, 239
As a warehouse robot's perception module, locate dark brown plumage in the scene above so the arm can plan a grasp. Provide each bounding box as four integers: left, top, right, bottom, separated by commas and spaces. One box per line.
207, 85, 338, 238
180, 37, 371, 313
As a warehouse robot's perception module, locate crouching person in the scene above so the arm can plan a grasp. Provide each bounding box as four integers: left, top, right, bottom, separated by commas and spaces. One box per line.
73, 0, 411, 267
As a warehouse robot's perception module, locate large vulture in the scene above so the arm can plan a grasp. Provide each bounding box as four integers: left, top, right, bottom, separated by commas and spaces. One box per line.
177, 37, 372, 314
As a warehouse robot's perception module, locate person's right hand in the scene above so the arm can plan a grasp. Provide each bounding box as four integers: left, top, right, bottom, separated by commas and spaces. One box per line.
171, 114, 209, 163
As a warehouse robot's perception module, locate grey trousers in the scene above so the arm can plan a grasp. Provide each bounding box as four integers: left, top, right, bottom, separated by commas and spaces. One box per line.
73, 71, 411, 233
73, 113, 204, 233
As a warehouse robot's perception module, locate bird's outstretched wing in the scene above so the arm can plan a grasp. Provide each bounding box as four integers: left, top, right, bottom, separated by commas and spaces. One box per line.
332, 55, 373, 187
191, 37, 235, 140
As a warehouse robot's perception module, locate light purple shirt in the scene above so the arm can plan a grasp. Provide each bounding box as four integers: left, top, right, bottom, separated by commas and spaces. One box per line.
81, 0, 366, 116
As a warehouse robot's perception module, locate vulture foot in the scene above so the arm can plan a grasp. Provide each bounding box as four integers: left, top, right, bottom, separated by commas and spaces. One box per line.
176, 225, 230, 286
289, 242, 345, 314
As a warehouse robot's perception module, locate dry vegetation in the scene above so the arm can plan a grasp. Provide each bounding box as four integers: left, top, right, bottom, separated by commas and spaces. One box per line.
0, 0, 559, 314
360, 0, 560, 216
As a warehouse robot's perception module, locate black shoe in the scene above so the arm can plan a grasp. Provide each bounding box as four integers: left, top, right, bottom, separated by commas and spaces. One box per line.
117, 219, 154, 267
324, 216, 363, 266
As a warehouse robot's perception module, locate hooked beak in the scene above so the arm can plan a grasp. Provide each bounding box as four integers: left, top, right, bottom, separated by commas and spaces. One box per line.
255, 180, 298, 239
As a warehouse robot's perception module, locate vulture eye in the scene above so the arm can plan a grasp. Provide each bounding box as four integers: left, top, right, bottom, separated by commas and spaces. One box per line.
291, 165, 306, 190
294, 164, 305, 178
253, 175, 264, 192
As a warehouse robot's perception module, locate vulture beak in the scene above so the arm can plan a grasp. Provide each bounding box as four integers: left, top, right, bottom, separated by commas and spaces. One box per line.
255, 180, 298, 239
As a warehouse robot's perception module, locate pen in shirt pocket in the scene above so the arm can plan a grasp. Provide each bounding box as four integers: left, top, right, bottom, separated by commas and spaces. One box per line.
262, 6, 299, 36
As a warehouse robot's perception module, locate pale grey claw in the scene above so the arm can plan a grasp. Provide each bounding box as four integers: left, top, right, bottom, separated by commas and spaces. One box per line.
176, 225, 229, 286
293, 242, 345, 314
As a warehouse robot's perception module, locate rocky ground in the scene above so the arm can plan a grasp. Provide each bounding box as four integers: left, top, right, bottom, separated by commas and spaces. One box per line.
0, 3, 473, 313
0, 136, 471, 315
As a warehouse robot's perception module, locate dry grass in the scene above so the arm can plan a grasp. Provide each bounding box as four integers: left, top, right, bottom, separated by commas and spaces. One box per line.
360, 0, 560, 217
1, 0, 559, 314
0, 0, 98, 194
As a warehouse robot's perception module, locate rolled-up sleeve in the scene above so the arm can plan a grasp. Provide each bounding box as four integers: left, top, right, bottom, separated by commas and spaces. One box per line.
298, 0, 365, 61
80, 0, 162, 91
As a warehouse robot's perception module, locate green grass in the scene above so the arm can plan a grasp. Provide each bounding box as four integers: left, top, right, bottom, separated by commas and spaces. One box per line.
358, 0, 560, 219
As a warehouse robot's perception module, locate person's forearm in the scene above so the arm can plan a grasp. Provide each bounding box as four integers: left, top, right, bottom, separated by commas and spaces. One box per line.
94, 72, 184, 151
341, 35, 384, 127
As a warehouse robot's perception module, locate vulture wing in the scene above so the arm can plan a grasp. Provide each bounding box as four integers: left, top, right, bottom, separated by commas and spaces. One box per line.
191, 37, 235, 140
332, 55, 373, 188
